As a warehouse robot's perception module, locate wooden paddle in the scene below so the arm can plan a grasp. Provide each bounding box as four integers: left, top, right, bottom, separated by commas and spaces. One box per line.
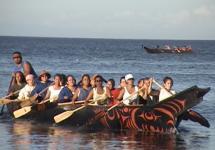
29, 82, 53, 102
0, 89, 21, 105
0, 90, 20, 105
107, 86, 144, 112
0, 76, 14, 115
54, 86, 145, 124
54, 99, 99, 124
54, 105, 86, 123
13, 98, 52, 118
13, 84, 53, 119
152, 79, 175, 96
57, 100, 93, 106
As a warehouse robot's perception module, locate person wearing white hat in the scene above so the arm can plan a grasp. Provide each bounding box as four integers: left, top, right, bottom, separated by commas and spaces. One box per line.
117, 74, 138, 105
17, 74, 36, 100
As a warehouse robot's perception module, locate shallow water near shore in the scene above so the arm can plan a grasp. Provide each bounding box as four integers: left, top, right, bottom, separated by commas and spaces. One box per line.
0, 36, 215, 149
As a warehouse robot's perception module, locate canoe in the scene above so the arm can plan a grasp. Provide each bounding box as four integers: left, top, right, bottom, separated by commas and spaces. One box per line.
144, 46, 192, 54
6, 101, 95, 127
6, 85, 210, 133
85, 86, 210, 133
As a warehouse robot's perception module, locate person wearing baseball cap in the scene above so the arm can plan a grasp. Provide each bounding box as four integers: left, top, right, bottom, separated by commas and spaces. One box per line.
117, 73, 138, 105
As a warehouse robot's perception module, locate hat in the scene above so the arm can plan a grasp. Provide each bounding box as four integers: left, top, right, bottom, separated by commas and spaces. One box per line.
39, 70, 51, 80
125, 74, 134, 81
26, 74, 34, 81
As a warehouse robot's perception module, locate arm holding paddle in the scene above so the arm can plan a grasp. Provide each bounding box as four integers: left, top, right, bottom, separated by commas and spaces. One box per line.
84, 90, 94, 105
0, 89, 21, 105
153, 78, 176, 102
71, 88, 80, 105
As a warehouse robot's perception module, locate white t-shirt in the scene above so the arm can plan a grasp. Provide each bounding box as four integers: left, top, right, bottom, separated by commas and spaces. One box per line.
93, 87, 107, 105
123, 86, 138, 105
48, 85, 63, 102
159, 88, 176, 102
18, 84, 35, 100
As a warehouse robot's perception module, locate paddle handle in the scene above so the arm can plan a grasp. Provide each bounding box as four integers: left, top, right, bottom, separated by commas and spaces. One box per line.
38, 82, 54, 96
2, 89, 21, 99
107, 86, 144, 111
73, 105, 86, 112
153, 79, 174, 96
58, 100, 88, 106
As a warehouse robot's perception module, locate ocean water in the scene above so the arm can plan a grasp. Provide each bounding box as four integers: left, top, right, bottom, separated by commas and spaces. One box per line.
0, 36, 215, 149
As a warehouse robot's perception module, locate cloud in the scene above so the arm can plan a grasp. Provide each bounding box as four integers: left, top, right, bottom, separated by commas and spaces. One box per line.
193, 6, 214, 17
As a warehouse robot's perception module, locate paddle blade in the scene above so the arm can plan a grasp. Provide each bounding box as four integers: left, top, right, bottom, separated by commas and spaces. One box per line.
13, 106, 32, 118
54, 105, 86, 124
54, 111, 74, 123
0, 99, 12, 105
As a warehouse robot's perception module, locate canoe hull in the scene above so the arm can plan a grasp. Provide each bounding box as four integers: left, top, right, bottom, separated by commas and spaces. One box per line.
144, 47, 192, 54
86, 86, 210, 133
6, 86, 210, 133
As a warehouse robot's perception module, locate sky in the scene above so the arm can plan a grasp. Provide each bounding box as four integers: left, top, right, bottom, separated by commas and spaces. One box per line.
0, 0, 215, 40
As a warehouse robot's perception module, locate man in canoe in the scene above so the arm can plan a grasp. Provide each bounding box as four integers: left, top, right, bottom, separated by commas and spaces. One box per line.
117, 74, 138, 105
11, 52, 37, 87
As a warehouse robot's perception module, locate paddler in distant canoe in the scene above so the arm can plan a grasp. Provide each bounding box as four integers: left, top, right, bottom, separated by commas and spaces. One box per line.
85, 75, 111, 105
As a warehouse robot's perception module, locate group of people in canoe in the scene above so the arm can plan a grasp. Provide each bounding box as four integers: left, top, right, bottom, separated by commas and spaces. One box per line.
161, 45, 192, 52
7, 51, 176, 107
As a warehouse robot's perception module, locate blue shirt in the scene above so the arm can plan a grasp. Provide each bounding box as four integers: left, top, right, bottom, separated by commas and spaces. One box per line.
13, 61, 38, 78
30, 80, 52, 100
13, 63, 23, 73
77, 87, 92, 101
58, 86, 73, 103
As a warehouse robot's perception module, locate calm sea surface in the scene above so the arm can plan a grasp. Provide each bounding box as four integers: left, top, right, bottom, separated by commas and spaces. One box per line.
0, 36, 215, 149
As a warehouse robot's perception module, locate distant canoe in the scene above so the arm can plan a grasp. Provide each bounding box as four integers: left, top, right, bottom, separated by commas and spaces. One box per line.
144, 46, 192, 54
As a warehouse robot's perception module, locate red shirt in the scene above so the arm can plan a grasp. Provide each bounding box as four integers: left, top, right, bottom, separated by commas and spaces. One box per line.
110, 88, 121, 105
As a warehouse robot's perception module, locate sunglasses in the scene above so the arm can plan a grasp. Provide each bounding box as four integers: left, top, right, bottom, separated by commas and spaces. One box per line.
41, 75, 47, 77
96, 80, 102, 82
13, 56, 21, 59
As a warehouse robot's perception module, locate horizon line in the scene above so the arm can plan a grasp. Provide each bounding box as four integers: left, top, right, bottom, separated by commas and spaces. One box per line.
0, 35, 215, 41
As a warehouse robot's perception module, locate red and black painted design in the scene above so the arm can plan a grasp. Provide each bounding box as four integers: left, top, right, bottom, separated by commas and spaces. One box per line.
87, 86, 210, 133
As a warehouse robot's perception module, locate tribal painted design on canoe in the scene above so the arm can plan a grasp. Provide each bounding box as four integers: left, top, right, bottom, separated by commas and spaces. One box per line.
94, 99, 185, 133
88, 86, 210, 133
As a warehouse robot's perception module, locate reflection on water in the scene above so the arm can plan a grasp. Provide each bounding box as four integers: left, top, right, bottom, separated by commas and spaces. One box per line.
0, 109, 212, 149
0, 117, 188, 150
